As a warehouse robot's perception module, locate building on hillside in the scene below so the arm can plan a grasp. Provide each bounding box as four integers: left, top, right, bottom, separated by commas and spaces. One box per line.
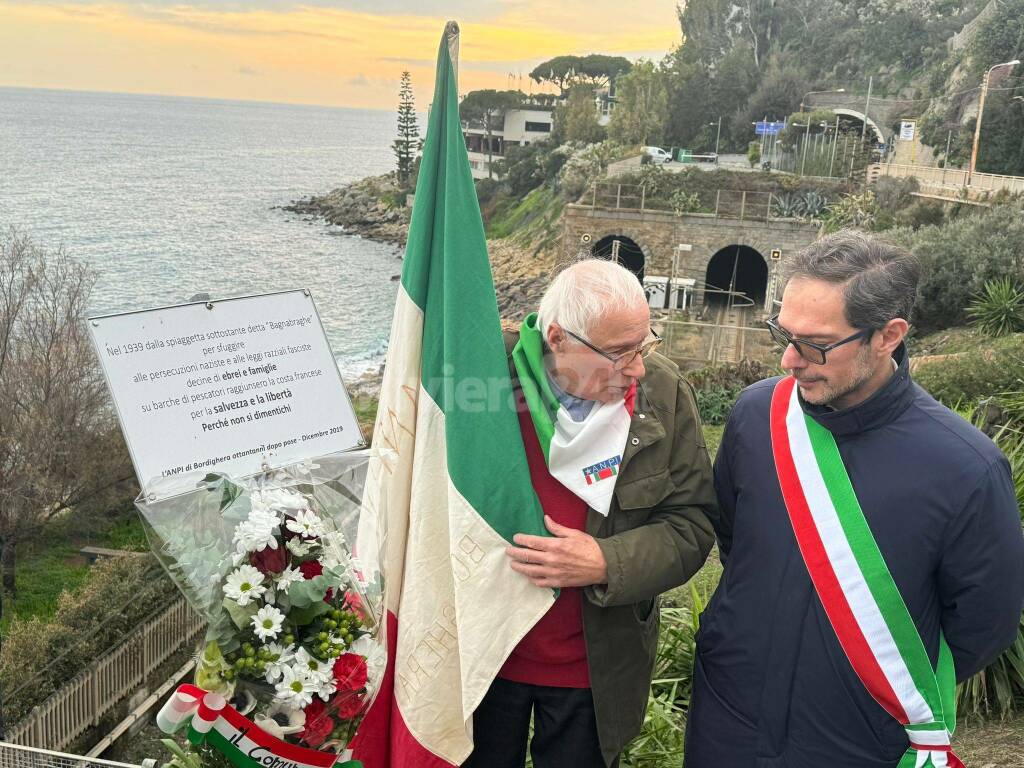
463, 104, 555, 179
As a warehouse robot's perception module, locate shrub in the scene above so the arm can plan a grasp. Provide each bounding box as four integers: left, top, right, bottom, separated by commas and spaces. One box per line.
894, 199, 945, 230
912, 333, 1024, 406
823, 191, 878, 232
967, 278, 1024, 337
687, 359, 775, 425
889, 206, 1024, 333
873, 175, 919, 211
0, 554, 176, 724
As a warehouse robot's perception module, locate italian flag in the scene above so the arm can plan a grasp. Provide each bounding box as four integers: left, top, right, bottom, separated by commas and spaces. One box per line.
350, 22, 555, 767
512, 314, 633, 516
157, 684, 361, 768
770, 376, 962, 768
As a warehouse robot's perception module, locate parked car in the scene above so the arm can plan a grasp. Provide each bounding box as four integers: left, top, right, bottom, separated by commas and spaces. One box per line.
644, 146, 673, 163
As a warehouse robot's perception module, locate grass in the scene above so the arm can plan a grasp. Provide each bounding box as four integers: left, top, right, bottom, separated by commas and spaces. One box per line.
909, 326, 995, 356
485, 185, 565, 252
0, 503, 148, 633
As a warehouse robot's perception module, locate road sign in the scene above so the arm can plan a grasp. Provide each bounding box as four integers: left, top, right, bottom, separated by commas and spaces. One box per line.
755, 121, 786, 136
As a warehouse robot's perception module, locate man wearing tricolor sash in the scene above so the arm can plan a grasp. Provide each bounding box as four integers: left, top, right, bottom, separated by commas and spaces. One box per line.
685, 231, 1024, 768
462, 259, 717, 767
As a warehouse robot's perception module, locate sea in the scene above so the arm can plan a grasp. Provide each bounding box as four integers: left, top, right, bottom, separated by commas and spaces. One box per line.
0, 86, 406, 380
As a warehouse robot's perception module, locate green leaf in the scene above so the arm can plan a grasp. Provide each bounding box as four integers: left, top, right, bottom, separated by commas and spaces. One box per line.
222, 597, 258, 630
286, 565, 345, 608
288, 599, 331, 626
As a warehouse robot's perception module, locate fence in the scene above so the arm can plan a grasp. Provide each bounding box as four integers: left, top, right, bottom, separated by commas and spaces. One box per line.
589, 183, 791, 221
869, 163, 1024, 196
5, 599, 204, 751
0, 743, 145, 768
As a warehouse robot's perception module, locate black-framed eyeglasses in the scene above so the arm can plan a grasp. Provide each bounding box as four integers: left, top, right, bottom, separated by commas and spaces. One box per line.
563, 327, 662, 371
765, 314, 873, 365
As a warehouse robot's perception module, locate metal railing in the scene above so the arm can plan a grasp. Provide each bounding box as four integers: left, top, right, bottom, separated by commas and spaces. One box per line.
5, 598, 203, 751
0, 742, 145, 768
870, 163, 1024, 195
588, 183, 789, 221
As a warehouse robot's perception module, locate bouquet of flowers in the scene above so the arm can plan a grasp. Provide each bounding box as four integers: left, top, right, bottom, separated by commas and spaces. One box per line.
136, 452, 383, 765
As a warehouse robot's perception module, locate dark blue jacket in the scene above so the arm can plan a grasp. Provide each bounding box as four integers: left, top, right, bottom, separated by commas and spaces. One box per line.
684, 347, 1024, 768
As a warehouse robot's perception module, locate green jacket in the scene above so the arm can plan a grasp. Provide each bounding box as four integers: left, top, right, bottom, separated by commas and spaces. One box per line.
504, 332, 716, 765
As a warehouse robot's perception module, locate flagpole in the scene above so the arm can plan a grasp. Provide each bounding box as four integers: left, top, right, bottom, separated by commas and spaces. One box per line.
445, 20, 460, 82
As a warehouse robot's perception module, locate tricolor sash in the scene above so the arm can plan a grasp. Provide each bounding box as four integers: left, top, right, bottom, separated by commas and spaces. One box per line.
157, 684, 363, 768
769, 376, 963, 768
512, 313, 634, 517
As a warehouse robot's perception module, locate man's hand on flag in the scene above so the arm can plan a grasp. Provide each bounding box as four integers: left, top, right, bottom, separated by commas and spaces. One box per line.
506, 515, 608, 588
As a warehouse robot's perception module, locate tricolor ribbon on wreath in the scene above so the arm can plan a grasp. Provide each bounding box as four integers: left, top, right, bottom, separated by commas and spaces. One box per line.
158, 683, 363, 768
770, 375, 965, 768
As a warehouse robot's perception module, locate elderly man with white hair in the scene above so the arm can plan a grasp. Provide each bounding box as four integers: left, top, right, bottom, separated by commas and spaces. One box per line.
463, 258, 717, 768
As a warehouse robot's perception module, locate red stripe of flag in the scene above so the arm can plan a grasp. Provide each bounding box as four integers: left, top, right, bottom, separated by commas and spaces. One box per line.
770, 377, 908, 724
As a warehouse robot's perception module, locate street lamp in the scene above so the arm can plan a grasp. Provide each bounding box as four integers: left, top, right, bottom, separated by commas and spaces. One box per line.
800, 88, 845, 114
708, 117, 722, 159
968, 59, 1020, 183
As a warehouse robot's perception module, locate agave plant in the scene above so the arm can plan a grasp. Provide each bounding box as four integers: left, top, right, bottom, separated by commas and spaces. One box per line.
966, 278, 1024, 337
799, 191, 829, 219
772, 192, 803, 218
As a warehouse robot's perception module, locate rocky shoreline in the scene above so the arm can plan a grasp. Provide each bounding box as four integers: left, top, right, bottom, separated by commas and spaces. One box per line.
282, 174, 411, 247
295, 173, 556, 398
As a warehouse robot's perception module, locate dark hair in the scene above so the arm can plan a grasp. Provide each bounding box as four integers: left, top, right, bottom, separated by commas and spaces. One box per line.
782, 230, 920, 329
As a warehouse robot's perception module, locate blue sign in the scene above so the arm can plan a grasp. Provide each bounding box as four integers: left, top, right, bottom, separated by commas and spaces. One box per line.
755, 120, 786, 136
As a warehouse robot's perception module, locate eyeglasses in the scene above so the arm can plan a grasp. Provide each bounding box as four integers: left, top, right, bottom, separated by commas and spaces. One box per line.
765, 314, 873, 365
563, 327, 662, 370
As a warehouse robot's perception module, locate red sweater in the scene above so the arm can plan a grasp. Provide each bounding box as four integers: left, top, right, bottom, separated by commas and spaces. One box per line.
499, 385, 635, 689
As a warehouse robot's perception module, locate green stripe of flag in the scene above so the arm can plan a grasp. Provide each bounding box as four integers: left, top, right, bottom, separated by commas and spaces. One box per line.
804, 414, 949, 726
511, 314, 560, 463
397, 28, 545, 543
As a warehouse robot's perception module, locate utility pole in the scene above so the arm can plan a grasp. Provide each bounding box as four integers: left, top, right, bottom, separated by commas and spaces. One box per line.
969, 60, 1020, 185
943, 129, 952, 185
828, 115, 840, 178
860, 76, 873, 143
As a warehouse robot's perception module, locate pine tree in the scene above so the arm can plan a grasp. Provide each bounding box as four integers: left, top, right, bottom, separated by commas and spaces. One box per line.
393, 71, 420, 187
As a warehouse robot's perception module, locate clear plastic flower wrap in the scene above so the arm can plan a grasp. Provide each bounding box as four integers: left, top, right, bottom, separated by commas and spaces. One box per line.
136, 451, 383, 758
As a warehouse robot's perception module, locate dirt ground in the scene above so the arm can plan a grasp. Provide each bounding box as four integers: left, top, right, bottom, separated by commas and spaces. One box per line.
954, 714, 1024, 767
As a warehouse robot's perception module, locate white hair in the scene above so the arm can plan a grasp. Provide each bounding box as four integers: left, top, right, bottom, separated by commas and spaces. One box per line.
537, 258, 647, 341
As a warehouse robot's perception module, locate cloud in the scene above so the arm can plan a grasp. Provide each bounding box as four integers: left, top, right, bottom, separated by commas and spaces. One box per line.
0, 0, 681, 109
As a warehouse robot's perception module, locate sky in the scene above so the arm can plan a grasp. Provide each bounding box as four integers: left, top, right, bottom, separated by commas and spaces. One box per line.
0, 1, 682, 110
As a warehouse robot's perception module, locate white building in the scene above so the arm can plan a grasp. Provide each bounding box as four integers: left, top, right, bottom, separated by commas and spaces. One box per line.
463, 106, 555, 180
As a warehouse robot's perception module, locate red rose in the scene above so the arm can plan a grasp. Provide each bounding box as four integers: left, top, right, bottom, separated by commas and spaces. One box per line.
249, 545, 287, 575
333, 653, 368, 691
299, 560, 323, 580
300, 698, 334, 747
332, 690, 365, 720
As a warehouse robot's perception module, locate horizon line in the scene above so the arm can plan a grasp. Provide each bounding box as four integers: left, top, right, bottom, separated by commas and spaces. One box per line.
0, 83, 416, 113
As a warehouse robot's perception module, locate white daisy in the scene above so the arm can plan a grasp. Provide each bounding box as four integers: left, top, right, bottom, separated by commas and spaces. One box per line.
223, 564, 266, 606
285, 508, 326, 539
254, 704, 305, 738
274, 665, 317, 708
286, 537, 315, 557
262, 642, 296, 684
259, 487, 309, 512
316, 676, 338, 702
275, 565, 304, 594
350, 635, 388, 689
232, 511, 279, 554
251, 604, 285, 641
293, 647, 332, 683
